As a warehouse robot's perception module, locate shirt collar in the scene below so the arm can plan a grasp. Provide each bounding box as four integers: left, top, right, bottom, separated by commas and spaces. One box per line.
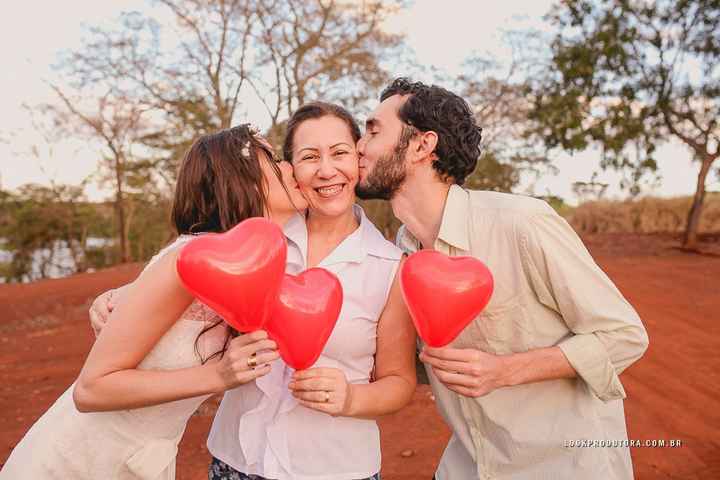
436, 184, 471, 251
283, 212, 310, 267
283, 204, 399, 269
396, 184, 471, 253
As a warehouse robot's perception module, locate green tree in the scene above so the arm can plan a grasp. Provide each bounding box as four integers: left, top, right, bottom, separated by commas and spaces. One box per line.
0, 183, 112, 282
464, 152, 521, 193
529, 0, 719, 250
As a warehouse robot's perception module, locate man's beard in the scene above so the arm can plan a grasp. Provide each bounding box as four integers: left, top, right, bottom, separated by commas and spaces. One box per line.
355, 141, 408, 201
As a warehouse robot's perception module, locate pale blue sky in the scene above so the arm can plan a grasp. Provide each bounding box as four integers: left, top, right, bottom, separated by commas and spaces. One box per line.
0, 0, 715, 203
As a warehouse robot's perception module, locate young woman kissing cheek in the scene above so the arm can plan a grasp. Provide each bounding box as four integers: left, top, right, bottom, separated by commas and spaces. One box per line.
290, 115, 359, 217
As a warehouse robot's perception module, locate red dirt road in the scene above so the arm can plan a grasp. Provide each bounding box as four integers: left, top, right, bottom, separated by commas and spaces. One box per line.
1, 234, 718, 479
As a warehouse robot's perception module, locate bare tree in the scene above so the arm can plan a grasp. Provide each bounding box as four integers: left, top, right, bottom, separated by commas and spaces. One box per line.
43, 87, 153, 263
251, 0, 404, 129
457, 39, 552, 193
31, 0, 407, 259
56, 3, 256, 181
63, 3, 254, 127
57, 0, 403, 169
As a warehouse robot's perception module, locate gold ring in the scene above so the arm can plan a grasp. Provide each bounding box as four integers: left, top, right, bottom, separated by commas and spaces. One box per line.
324, 391, 330, 403
247, 355, 257, 368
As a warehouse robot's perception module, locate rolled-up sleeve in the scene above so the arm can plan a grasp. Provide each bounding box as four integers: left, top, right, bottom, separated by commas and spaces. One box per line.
518, 211, 649, 402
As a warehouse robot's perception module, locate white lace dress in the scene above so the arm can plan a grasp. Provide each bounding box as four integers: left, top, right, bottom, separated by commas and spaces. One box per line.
0, 237, 227, 480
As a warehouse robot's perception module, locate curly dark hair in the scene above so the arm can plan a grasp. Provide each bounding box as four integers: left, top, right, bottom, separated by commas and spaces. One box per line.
380, 77, 482, 185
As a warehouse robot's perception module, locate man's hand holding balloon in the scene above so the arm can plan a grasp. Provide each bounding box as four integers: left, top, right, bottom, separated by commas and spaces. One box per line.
419, 346, 509, 398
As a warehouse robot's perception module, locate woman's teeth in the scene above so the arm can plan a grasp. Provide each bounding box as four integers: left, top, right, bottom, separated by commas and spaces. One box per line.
316, 185, 344, 198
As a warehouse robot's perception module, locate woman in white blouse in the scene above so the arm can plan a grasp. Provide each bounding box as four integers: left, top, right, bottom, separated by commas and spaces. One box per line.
90, 103, 417, 480
206, 103, 417, 480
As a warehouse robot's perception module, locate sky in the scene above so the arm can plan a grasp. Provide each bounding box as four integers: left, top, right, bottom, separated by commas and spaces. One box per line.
0, 0, 716, 204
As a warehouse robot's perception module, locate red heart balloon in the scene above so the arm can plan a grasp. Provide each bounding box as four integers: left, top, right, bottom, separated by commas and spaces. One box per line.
266, 268, 343, 370
400, 250, 494, 347
176, 218, 287, 332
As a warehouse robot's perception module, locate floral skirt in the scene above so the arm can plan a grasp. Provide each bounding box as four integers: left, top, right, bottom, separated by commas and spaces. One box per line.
209, 457, 381, 480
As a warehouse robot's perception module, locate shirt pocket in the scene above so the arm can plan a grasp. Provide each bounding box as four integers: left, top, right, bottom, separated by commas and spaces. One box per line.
472, 295, 533, 355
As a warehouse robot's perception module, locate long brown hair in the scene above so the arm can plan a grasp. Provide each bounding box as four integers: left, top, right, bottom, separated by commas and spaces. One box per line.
171, 124, 287, 363
172, 124, 282, 234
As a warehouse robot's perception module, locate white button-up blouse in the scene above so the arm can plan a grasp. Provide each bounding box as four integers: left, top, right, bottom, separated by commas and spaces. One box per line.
207, 205, 402, 480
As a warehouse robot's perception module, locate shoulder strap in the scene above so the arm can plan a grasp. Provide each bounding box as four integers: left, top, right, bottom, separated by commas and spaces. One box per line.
145, 235, 195, 270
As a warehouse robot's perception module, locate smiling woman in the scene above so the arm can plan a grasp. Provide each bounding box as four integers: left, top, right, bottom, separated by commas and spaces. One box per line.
290, 116, 359, 217
204, 102, 417, 480
282, 102, 364, 268
282, 102, 362, 216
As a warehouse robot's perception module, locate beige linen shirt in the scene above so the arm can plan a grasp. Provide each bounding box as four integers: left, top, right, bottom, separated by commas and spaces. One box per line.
397, 186, 649, 480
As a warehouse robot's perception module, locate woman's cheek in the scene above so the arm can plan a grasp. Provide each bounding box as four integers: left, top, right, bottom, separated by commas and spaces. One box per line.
294, 171, 315, 197
292, 165, 312, 190
344, 157, 360, 183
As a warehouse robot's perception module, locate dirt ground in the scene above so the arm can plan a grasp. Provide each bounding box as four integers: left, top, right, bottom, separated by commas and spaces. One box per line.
1, 233, 718, 479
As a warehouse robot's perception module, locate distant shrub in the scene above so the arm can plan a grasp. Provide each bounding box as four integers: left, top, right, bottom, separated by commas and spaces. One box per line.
566, 193, 720, 234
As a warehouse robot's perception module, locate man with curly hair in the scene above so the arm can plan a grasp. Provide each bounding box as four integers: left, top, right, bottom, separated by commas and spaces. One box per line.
356, 78, 649, 480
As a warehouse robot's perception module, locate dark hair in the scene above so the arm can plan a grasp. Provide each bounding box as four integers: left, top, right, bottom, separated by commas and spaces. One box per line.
380, 77, 482, 185
170, 124, 288, 363
283, 101, 361, 163
172, 124, 282, 235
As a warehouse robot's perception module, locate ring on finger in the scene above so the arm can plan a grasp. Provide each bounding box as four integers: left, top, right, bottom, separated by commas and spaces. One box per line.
247, 354, 258, 368
324, 391, 330, 403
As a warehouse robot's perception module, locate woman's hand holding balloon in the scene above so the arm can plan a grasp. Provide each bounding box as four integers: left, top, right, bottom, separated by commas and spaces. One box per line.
288, 367, 354, 417
213, 330, 280, 392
